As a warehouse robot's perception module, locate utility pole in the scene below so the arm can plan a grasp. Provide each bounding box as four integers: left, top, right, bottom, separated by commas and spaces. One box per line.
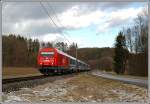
76, 43, 78, 70
0, 1, 2, 97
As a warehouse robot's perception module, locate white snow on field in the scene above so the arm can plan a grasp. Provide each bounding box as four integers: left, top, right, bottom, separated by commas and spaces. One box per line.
30, 79, 76, 97
5, 95, 23, 102
3, 78, 77, 103
110, 89, 145, 102
3, 74, 148, 103
33, 87, 67, 96
4, 95, 30, 103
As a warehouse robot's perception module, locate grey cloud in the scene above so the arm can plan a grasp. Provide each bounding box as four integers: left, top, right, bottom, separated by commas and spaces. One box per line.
3, 2, 141, 23
25, 25, 65, 36
3, 20, 64, 36
3, 2, 72, 22
3, 2, 146, 37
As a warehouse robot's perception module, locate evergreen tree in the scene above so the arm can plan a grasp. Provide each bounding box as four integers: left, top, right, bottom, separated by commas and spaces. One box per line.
113, 32, 129, 74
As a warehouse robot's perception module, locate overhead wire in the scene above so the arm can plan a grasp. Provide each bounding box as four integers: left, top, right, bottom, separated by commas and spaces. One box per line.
47, 2, 74, 42
40, 2, 71, 44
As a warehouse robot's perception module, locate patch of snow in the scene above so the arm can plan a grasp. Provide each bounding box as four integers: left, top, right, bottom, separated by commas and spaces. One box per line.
110, 89, 147, 102
20, 88, 32, 91
33, 86, 68, 96
4, 95, 25, 102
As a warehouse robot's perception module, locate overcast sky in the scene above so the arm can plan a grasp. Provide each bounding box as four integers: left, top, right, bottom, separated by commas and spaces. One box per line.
2, 2, 147, 48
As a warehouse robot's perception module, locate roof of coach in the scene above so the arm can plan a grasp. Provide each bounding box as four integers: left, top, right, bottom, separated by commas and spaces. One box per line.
77, 59, 88, 65
57, 49, 88, 65
55, 48, 76, 60
56, 49, 88, 65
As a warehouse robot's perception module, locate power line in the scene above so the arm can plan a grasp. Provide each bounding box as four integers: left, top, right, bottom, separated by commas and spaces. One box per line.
47, 2, 73, 41
47, 2, 74, 43
40, 2, 71, 44
40, 2, 69, 50
37, 3, 60, 46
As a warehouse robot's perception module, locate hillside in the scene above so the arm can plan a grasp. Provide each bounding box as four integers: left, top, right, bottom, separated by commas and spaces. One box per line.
77, 47, 115, 71
77, 47, 114, 61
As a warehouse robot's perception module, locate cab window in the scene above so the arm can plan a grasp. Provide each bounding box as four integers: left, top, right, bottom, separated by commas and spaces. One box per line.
41, 52, 54, 57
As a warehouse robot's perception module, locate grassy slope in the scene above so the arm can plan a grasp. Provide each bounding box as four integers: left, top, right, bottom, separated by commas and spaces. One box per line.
3, 67, 41, 79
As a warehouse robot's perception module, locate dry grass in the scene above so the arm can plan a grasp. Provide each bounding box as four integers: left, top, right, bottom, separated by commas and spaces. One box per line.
64, 74, 122, 102
2, 67, 41, 79
64, 73, 148, 102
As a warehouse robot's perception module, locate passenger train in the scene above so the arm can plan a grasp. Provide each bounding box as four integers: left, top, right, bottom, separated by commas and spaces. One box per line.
37, 48, 90, 75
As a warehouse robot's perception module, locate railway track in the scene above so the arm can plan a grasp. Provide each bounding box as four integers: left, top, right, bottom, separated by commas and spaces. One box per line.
2, 72, 79, 92
2, 75, 47, 84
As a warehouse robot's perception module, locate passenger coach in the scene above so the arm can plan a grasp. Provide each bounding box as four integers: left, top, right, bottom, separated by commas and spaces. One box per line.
37, 48, 90, 75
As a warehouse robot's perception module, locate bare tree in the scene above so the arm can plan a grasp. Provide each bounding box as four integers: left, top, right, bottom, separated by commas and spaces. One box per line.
123, 7, 148, 54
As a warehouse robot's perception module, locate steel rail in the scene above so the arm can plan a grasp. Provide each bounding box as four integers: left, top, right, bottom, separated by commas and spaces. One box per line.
2, 75, 47, 84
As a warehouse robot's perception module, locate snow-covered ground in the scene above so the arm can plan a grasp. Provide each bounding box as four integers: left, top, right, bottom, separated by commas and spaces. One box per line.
2, 73, 148, 103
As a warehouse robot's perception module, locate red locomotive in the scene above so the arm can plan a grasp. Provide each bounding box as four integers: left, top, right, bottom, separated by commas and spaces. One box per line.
37, 48, 90, 75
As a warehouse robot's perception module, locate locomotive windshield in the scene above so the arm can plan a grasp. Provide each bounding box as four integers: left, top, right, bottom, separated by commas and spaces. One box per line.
41, 52, 54, 57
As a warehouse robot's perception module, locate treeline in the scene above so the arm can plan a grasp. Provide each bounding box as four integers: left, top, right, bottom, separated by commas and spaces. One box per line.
3, 35, 39, 67
2, 34, 77, 67
113, 7, 148, 76
2, 34, 114, 71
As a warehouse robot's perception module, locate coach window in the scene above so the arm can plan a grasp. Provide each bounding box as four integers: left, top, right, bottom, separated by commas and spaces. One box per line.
70, 59, 73, 64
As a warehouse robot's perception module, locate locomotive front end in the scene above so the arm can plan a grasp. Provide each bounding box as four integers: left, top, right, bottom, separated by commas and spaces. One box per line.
37, 48, 57, 75
39, 51, 55, 66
